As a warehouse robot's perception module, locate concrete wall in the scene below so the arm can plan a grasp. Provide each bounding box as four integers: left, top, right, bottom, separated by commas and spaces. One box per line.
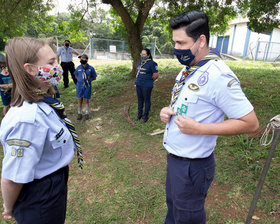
210, 21, 280, 61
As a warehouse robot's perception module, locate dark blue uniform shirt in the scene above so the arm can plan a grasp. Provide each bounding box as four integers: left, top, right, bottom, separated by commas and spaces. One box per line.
74, 64, 97, 85
135, 60, 158, 87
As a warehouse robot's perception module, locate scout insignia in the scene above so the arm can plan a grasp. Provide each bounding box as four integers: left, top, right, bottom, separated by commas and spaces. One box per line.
177, 107, 182, 115
11, 147, 24, 157
17, 148, 24, 157
11, 147, 17, 156
227, 78, 237, 88
181, 104, 188, 114
7, 139, 31, 147
176, 104, 188, 115
188, 83, 199, 91
197, 72, 209, 86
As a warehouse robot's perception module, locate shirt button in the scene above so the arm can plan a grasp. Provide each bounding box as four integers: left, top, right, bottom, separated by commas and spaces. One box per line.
164, 142, 166, 144
63, 140, 66, 143
185, 98, 187, 100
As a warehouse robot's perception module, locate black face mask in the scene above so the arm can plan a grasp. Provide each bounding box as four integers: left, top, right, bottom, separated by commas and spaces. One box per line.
80, 60, 87, 65
65, 43, 70, 47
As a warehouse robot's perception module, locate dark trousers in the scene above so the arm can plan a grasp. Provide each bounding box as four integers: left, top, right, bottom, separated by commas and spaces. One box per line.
165, 153, 215, 224
61, 62, 77, 87
13, 166, 69, 224
136, 85, 153, 118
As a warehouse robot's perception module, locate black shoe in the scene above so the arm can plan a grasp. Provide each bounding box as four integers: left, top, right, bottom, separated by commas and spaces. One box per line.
141, 117, 148, 123
77, 114, 82, 120
85, 114, 89, 120
134, 116, 142, 121
64, 85, 69, 89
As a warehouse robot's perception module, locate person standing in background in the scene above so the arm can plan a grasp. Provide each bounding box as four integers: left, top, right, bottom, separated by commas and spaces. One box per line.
57, 40, 79, 88
0, 63, 12, 116
74, 54, 97, 121
134, 48, 159, 123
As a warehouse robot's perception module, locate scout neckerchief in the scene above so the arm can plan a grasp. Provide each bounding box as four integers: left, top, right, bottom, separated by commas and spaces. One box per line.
136, 59, 151, 78
170, 48, 221, 107
82, 65, 90, 86
43, 94, 84, 169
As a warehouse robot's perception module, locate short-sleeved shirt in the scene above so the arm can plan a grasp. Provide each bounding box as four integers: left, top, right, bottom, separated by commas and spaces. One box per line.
74, 64, 97, 85
57, 46, 75, 62
163, 59, 253, 158
135, 59, 158, 87
0, 101, 75, 183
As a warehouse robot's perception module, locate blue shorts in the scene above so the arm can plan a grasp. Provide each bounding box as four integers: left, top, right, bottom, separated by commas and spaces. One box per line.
76, 83, 92, 99
0, 90, 11, 106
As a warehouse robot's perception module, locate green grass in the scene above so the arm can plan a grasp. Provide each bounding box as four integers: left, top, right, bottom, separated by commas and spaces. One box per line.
0, 59, 279, 223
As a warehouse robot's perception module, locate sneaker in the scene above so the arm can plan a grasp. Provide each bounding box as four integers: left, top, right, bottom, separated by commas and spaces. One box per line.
134, 116, 142, 121
85, 114, 89, 120
141, 116, 148, 123
77, 114, 83, 120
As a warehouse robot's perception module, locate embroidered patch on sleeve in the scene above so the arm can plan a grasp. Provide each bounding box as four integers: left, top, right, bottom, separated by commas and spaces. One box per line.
7, 139, 32, 147
227, 78, 237, 88
197, 72, 209, 86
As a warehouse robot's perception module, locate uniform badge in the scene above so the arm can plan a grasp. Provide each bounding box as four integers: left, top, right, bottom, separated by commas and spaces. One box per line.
11, 147, 17, 156
7, 139, 31, 147
181, 104, 188, 114
227, 78, 237, 88
197, 72, 209, 86
177, 107, 182, 115
188, 83, 199, 91
17, 148, 24, 157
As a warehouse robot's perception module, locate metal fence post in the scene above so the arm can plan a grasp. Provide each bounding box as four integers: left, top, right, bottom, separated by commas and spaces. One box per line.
245, 128, 280, 224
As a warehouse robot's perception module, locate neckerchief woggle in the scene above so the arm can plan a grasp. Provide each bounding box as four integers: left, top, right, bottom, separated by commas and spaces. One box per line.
43, 94, 84, 169
170, 48, 221, 107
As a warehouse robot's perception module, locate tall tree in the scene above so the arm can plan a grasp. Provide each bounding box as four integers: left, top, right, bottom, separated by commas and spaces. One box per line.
101, 0, 155, 76
79, 0, 280, 76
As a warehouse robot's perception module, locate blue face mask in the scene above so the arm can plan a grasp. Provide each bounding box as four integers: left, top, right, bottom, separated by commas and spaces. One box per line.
173, 40, 198, 66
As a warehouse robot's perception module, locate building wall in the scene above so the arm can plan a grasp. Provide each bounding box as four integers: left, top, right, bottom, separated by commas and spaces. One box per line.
210, 21, 280, 61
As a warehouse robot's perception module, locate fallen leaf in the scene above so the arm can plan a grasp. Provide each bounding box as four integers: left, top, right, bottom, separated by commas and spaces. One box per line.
252, 215, 260, 220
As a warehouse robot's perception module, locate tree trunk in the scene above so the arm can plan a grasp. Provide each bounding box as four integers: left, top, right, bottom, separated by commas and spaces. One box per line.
102, 0, 155, 78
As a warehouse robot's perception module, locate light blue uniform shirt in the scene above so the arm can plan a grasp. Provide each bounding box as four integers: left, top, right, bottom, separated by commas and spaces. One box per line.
163, 59, 254, 158
0, 101, 75, 183
57, 46, 75, 62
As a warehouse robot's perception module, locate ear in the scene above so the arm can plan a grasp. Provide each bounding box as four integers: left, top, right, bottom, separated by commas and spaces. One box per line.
24, 63, 37, 77
198, 35, 207, 48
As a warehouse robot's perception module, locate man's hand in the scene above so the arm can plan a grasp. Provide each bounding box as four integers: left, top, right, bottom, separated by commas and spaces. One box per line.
160, 107, 176, 123
174, 115, 200, 135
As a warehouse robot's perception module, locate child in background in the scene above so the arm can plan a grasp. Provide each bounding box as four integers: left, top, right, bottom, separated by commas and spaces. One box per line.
0, 63, 12, 115
74, 54, 97, 120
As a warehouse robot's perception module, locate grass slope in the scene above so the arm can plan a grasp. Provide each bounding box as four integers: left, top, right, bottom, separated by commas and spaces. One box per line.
0, 59, 279, 224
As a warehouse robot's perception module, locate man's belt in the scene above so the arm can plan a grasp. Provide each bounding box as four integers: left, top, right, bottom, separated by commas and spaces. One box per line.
168, 152, 209, 161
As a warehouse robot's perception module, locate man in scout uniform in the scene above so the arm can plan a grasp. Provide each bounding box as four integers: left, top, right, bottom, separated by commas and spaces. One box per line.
160, 10, 259, 224
57, 40, 79, 88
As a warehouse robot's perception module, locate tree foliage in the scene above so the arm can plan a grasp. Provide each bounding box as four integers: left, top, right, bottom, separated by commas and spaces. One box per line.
239, 0, 280, 33
0, 0, 54, 41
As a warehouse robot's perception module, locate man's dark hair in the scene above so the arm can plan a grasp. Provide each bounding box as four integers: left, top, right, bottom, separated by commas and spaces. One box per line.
170, 10, 209, 45
64, 40, 71, 43
143, 48, 153, 60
